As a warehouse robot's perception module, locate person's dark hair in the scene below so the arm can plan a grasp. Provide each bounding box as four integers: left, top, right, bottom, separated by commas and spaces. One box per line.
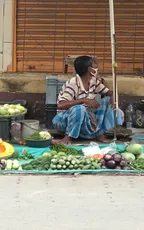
74, 56, 94, 77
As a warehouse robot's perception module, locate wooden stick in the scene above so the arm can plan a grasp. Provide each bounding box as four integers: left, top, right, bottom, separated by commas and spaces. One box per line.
109, 0, 118, 141
12, 0, 16, 72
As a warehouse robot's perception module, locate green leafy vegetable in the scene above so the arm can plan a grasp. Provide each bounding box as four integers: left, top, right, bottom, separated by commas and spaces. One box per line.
129, 159, 144, 170
11, 152, 19, 159
22, 155, 51, 171
26, 131, 44, 140
52, 144, 82, 156
11, 150, 34, 160
26, 131, 51, 140
19, 150, 34, 160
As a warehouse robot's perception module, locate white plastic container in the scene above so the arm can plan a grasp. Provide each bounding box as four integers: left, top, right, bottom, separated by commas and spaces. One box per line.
21, 120, 40, 139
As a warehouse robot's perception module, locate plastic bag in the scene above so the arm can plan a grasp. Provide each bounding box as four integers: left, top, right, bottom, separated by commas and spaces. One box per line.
82, 142, 117, 156
11, 121, 22, 142
82, 142, 101, 156
100, 143, 117, 155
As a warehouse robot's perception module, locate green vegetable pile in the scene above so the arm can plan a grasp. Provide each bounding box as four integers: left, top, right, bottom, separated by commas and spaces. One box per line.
49, 155, 100, 171
52, 144, 83, 156
21, 150, 100, 171
121, 143, 143, 162
26, 131, 51, 140
129, 159, 144, 170
120, 143, 144, 170
11, 150, 34, 160
22, 155, 51, 171
0, 104, 26, 116
26, 131, 45, 140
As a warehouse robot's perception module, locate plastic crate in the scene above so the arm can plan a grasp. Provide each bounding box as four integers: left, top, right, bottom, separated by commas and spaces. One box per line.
132, 134, 144, 145
45, 77, 67, 129
44, 104, 57, 129
46, 76, 66, 104
0, 119, 11, 141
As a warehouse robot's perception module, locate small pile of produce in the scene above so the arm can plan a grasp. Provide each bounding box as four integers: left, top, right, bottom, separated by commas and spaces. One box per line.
129, 159, 144, 170
11, 150, 34, 160
99, 143, 144, 170
22, 155, 51, 171
52, 144, 83, 155
122, 144, 143, 163
100, 153, 129, 170
22, 151, 101, 171
0, 104, 26, 116
26, 131, 51, 140
0, 159, 22, 170
4, 159, 22, 170
123, 143, 144, 170
0, 149, 34, 170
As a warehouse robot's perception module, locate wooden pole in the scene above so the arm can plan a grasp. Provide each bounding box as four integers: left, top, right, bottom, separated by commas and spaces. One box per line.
109, 0, 118, 141
12, 0, 17, 72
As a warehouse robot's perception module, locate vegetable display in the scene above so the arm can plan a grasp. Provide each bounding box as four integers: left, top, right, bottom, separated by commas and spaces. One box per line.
129, 159, 144, 170
100, 153, 129, 170
0, 142, 143, 172
121, 152, 135, 162
22, 155, 51, 171
0, 104, 26, 117
126, 144, 143, 155
11, 150, 34, 160
26, 131, 51, 140
52, 144, 83, 156
2, 159, 21, 170
22, 152, 101, 171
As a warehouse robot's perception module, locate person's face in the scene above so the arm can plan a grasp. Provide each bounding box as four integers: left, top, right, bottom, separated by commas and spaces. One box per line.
89, 61, 99, 78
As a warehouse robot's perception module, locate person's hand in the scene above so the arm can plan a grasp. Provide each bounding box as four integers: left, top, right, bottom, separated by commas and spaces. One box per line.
83, 98, 100, 109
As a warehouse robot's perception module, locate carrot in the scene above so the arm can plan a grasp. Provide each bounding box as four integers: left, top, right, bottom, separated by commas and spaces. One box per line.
89, 154, 104, 160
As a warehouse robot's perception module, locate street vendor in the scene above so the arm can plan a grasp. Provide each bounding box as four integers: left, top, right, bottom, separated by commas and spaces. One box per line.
52, 55, 124, 144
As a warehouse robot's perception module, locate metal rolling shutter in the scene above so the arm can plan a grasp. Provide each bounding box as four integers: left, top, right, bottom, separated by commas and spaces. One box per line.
16, 0, 144, 74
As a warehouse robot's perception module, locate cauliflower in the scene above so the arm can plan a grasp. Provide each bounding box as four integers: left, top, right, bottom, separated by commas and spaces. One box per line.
39, 131, 51, 140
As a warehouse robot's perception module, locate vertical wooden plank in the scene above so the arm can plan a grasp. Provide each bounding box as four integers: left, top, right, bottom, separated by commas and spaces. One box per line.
12, 0, 16, 72
0, 0, 4, 72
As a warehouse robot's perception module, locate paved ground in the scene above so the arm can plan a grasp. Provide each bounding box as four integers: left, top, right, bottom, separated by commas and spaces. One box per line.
0, 175, 144, 230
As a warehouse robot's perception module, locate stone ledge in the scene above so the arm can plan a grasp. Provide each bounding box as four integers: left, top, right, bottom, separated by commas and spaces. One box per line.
0, 73, 143, 96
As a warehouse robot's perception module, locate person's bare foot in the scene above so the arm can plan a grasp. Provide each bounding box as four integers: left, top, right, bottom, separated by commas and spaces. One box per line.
61, 135, 72, 145
52, 135, 72, 145
95, 135, 109, 143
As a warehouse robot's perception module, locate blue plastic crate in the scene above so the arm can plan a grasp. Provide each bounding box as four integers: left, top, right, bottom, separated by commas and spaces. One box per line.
46, 76, 66, 104
45, 76, 67, 129
132, 134, 144, 145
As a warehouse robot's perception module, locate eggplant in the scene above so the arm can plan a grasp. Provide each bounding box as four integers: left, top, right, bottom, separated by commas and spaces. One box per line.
0, 163, 5, 170
112, 153, 122, 163
106, 160, 116, 169
120, 160, 127, 167
99, 158, 106, 166
104, 154, 112, 161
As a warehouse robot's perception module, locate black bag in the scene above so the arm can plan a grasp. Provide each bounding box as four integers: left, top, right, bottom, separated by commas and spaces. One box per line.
133, 100, 144, 128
